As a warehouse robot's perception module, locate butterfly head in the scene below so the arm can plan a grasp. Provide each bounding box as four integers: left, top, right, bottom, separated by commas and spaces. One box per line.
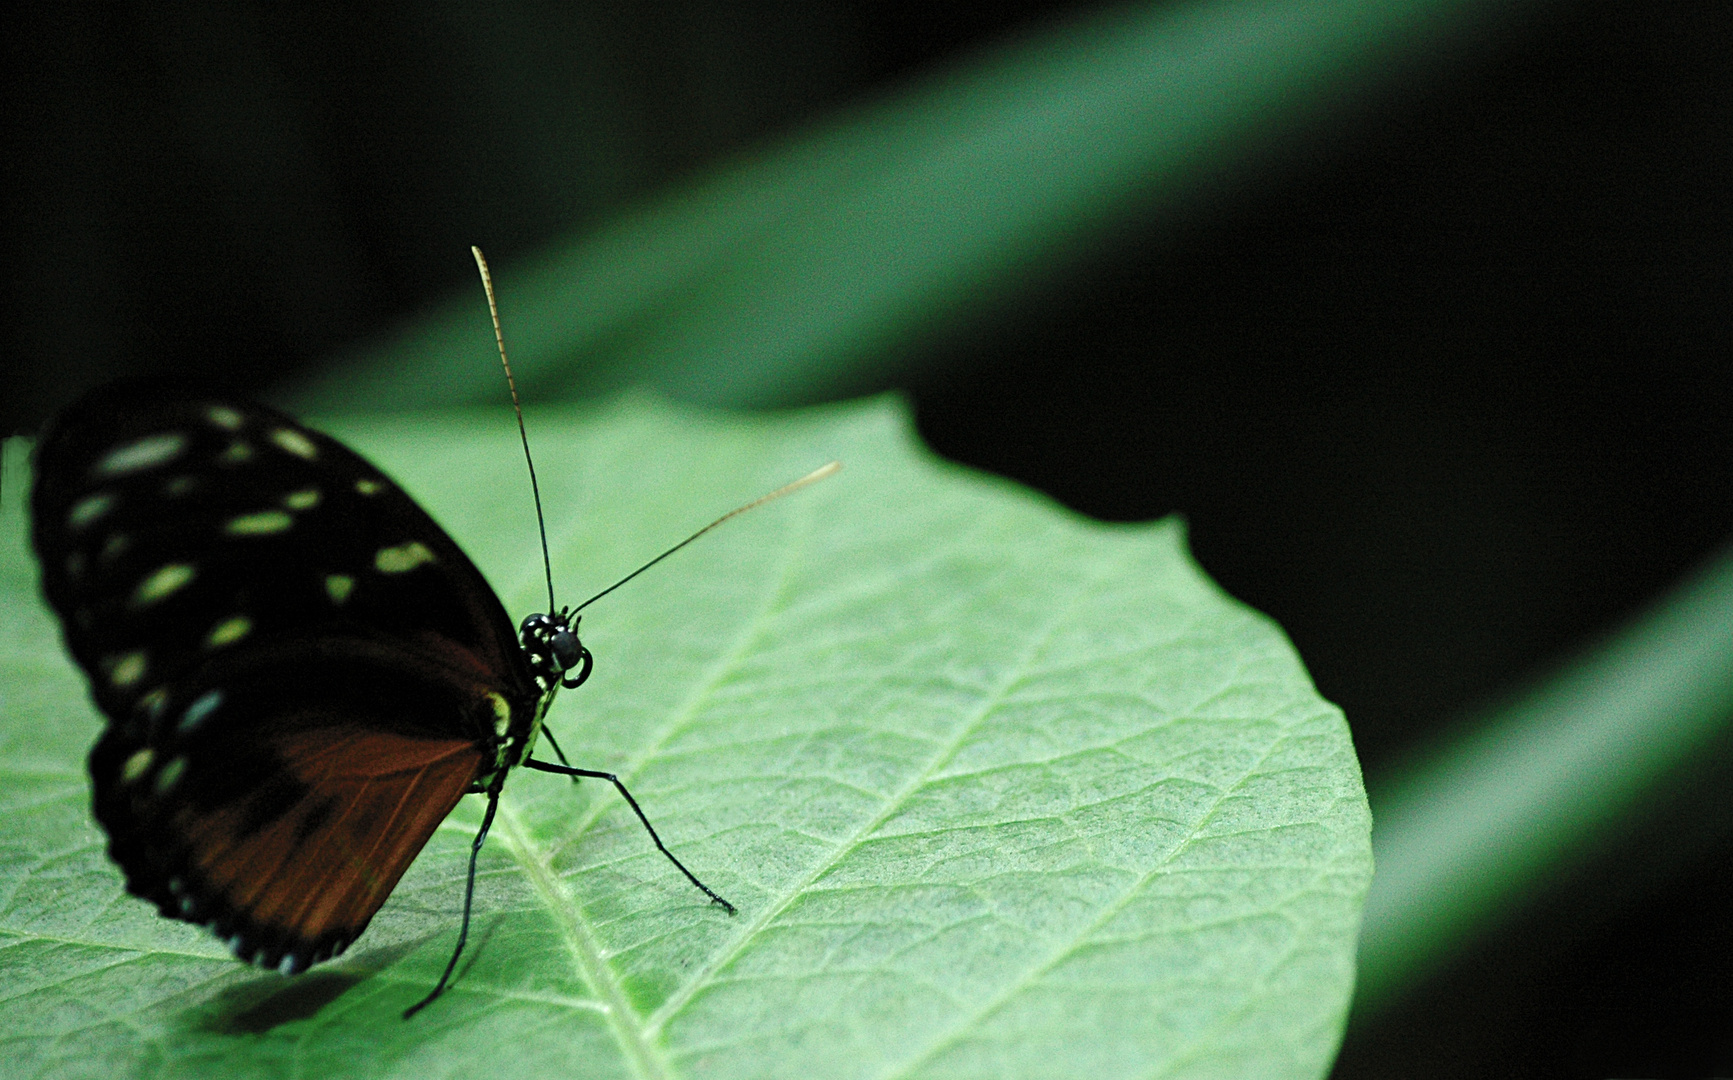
519, 610, 593, 693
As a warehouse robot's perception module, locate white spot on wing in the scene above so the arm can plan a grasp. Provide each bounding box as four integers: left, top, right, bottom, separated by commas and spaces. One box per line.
95, 433, 186, 477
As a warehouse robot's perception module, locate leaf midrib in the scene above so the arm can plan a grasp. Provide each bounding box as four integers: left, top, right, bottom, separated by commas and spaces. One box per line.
469, 463, 820, 1077
495, 801, 672, 1080
646, 530, 1135, 1049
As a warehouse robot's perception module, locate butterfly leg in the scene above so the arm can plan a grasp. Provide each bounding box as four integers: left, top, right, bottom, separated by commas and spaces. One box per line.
538, 725, 582, 783
523, 759, 737, 915
404, 779, 504, 1018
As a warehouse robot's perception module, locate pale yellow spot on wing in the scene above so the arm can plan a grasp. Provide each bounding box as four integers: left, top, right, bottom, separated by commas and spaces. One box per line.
108, 652, 147, 688
67, 493, 115, 530
164, 475, 197, 496
131, 563, 196, 607
270, 428, 318, 460
205, 616, 252, 648
224, 510, 292, 536
99, 534, 131, 566
96, 433, 186, 477
374, 541, 436, 574
154, 757, 186, 795
121, 749, 155, 784
354, 478, 383, 496
138, 686, 169, 720
325, 574, 355, 605
487, 692, 512, 738
219, 441, 254, 464
282, 488, 320, 510
206, 406, 244, 430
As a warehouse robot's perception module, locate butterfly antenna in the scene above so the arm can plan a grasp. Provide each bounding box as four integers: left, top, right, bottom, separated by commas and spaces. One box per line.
473, 246, 557, 614
574, 461, 840, 613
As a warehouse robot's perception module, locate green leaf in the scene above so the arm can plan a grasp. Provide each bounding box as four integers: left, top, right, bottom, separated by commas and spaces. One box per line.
0, 396, 1369, 1079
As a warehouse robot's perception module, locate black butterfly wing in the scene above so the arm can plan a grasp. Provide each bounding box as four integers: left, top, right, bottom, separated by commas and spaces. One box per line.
30, 381, 543, 970
31, 381, 536, 719
87, 635, 501, 972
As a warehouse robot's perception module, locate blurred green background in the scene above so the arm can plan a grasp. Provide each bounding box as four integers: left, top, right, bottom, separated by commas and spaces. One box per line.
4, 1, 1730, 1076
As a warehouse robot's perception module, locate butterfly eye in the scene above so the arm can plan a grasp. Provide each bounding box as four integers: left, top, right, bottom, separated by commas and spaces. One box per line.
549, 627, 581, 672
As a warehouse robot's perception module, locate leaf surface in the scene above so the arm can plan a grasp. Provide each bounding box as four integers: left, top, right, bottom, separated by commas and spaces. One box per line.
0, 396, 1368, 1079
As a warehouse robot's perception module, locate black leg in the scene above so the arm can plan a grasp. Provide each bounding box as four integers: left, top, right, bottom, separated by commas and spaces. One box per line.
404, 782, 503, 1018
523, 758, 736, 915
538, 725, 581, 782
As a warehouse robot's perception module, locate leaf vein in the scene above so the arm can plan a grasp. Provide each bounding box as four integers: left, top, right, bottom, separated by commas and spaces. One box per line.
647, 530, 1134, 1036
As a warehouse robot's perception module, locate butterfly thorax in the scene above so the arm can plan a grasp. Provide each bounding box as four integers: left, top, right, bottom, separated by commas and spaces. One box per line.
470, 609, 588, 785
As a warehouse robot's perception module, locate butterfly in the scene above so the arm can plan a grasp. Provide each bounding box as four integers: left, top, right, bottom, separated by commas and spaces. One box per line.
27, 375, 766, 1017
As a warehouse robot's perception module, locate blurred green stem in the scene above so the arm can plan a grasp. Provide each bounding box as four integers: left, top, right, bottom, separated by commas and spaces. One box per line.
1357, 542, 1733, 1010
283, 0, 1522, 413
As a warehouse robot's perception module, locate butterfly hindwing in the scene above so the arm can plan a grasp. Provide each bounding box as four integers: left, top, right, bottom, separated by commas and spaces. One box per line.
88, 637, 508, 971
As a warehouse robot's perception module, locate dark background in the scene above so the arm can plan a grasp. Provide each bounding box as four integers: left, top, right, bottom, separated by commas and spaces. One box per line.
5, 2, 1730, 1076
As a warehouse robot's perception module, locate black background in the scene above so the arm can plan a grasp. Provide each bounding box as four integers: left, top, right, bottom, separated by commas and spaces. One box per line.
5, 2, 1730, 1075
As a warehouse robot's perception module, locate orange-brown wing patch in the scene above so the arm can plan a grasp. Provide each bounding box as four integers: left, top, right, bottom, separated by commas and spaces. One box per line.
172, 729, 483, 972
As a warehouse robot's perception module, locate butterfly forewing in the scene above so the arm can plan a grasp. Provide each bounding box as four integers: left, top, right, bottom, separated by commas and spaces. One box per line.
30, 382, 542, 972
32, 383, 533, 707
